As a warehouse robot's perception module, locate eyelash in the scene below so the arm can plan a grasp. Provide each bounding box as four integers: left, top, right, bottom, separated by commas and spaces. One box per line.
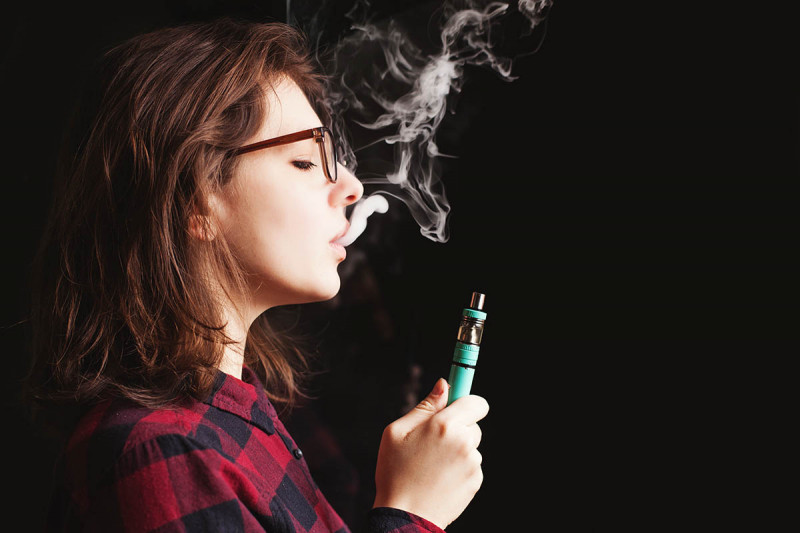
292, 160, 316, 171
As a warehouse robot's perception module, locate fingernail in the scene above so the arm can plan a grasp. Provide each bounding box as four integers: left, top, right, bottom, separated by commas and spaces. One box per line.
433, 378, 447, 396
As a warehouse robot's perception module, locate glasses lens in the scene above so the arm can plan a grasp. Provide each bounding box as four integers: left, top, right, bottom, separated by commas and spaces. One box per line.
323, 129, 337, 182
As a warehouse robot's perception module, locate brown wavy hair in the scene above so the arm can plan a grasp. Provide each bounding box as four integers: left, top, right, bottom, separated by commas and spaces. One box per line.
25, 18, 330, 432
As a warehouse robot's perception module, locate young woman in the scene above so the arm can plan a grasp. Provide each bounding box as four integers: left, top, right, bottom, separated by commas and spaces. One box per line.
26, 18, 488, 532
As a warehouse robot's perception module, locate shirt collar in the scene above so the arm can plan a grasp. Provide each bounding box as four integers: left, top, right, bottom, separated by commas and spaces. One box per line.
202, 366, 276, 435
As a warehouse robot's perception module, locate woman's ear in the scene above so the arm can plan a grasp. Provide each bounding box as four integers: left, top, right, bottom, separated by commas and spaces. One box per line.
188, 212, 217, 241
190, 186, 230, 241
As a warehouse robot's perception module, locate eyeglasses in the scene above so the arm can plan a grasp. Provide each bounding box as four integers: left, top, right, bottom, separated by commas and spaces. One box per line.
235, 126, 338, 183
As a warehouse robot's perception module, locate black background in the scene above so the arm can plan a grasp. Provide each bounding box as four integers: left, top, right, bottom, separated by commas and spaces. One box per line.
2, 1, 796, 530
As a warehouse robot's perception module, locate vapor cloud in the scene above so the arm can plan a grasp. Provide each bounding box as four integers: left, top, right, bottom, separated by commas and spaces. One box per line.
301, 0, 553, 244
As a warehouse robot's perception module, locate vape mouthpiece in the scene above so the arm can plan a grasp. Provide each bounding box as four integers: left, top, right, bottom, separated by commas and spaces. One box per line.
470, 292, 485, 310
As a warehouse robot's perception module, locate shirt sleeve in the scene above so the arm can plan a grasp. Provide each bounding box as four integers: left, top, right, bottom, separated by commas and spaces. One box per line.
83, 433, 256, 532
365, 507, 446, 533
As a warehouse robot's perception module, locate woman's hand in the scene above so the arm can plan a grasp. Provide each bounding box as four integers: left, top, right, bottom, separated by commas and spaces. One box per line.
373, 378, 489, 529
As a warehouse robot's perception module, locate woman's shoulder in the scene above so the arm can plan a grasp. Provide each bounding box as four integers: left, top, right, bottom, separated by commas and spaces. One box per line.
64, 398, 210, 473
53, 398, 214, 514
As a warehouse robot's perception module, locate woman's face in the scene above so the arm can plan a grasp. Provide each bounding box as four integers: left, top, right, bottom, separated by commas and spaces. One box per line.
213, 78, 363, 311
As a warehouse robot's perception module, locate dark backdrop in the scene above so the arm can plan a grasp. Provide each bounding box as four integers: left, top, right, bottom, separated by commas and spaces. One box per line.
2, 1, 795, 530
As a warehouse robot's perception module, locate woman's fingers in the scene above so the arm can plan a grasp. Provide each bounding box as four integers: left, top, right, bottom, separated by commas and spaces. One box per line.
439, 394, 489, 426
468, 423, 483, 449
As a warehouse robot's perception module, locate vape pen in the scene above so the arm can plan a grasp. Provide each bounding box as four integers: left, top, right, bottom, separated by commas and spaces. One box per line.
447, 292, 487, 406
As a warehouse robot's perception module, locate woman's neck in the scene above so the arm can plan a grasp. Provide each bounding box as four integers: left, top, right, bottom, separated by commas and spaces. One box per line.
217, 305, 253, 380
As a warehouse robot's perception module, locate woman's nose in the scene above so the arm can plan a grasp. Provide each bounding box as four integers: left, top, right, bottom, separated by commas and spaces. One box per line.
332, 162, 364, 207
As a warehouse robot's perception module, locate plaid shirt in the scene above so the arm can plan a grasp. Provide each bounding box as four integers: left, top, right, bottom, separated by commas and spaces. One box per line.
47, 367, 444, 533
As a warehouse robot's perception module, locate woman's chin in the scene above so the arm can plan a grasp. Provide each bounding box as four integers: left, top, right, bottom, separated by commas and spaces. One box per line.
292, 277, 342, 306
316, 277, 342, 303
254, 271, 342, 308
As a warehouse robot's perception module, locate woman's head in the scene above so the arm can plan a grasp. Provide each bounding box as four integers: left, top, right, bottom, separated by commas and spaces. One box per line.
27, 18, 358, 420
211, 76, 362, 313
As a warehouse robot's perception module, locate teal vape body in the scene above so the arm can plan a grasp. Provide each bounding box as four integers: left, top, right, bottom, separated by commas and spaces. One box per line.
447, 295, 487, 406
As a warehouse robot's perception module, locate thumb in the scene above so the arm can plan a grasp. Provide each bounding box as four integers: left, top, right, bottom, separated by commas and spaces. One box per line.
397, 378, 449, 429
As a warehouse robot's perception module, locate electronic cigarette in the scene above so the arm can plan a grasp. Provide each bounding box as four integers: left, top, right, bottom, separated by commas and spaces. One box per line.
447, 292, 487, 406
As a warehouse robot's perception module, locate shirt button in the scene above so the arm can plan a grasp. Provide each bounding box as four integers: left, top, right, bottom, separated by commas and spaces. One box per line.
293, 448, 303, 460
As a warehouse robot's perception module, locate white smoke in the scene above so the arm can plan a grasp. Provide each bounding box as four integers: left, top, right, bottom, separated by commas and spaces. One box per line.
304, 0, 553, 244
336, 194, 389, 246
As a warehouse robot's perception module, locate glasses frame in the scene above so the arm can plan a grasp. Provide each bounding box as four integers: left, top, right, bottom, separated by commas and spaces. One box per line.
235, 126, 338, 183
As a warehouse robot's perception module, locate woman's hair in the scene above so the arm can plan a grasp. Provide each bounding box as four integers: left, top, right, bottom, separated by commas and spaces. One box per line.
25, 18, 329, 431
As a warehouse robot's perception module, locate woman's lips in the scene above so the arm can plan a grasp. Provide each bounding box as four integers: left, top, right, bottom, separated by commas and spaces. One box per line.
331, 222, 350, 246
330, 241, 346, 260
330, 223, 349, 260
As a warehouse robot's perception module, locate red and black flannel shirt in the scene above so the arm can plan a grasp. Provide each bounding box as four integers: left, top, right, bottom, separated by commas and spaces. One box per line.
47, 367, 444, 533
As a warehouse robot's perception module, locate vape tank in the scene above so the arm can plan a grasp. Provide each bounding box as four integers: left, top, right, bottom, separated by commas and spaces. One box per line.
447, 292, 487, 406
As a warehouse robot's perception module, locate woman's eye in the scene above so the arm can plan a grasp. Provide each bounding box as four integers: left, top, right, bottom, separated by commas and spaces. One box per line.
292, 160, 316, 171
